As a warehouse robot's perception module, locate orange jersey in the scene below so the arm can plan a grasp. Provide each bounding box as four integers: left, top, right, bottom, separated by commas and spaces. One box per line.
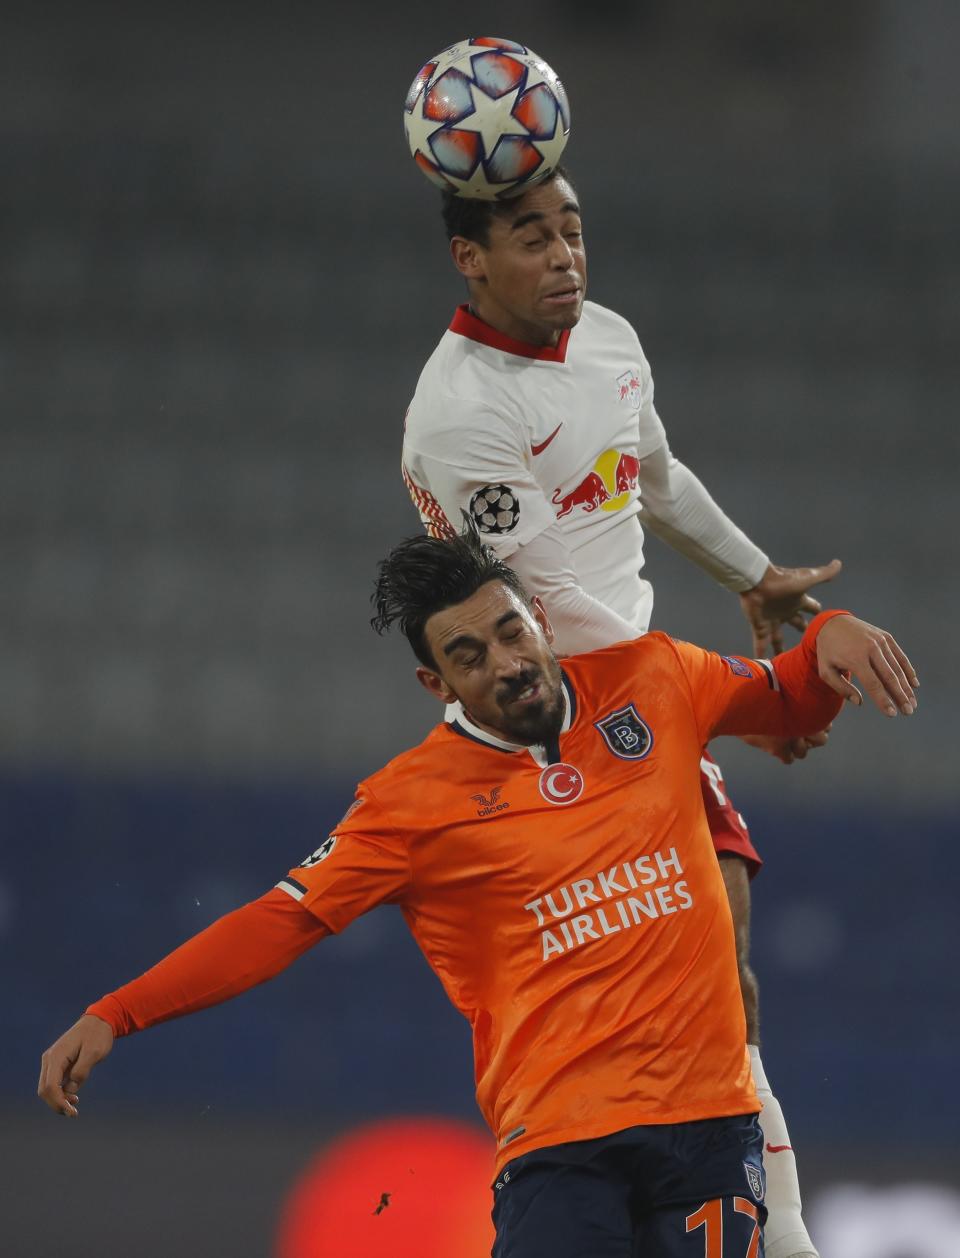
275, 620, 844, 1171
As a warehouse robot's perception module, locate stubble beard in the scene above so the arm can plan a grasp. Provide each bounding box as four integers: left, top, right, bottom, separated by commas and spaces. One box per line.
494, 659, 565, 747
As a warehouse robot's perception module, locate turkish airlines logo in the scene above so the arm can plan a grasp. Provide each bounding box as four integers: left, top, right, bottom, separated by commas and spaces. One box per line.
538, 762, 584, 806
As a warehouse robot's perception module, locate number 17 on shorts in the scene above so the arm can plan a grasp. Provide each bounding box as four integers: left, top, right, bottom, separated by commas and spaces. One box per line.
684, 1196, 763, 1257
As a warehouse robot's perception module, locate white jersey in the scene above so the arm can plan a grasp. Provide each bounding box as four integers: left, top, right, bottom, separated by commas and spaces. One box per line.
402, 301, 667, 633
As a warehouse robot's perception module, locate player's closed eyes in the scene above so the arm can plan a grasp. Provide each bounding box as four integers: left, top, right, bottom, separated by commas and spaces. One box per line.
457, 628, 524, 667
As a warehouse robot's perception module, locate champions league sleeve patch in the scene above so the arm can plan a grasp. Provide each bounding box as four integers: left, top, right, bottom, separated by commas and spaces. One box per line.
721, 655, 753, 678
469, 484, 520, 535
299, 834, 338, 868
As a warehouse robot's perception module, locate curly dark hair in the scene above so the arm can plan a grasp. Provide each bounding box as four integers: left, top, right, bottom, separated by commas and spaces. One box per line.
440, 164, 575, 246
371, 522, 529, 668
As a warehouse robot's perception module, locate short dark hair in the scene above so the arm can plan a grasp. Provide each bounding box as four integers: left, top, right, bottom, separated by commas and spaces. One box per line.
440, 164, 575, 246
371, 524, 529, 668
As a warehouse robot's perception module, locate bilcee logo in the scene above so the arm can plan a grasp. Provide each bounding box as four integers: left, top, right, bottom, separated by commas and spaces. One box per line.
471, 786, 510, 817
595, 704, 653, 760
551, 448, 640, 519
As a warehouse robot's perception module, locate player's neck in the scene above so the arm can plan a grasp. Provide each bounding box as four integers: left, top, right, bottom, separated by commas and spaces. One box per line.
466, 301, 561, 349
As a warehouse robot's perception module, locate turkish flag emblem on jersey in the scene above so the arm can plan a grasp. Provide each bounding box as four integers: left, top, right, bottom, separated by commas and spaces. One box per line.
538, 763, 585, 806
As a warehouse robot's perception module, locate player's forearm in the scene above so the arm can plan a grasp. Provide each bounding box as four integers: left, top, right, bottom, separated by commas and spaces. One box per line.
86, 890, 328, 1037
537, 582, 642, 654
638, 447, 768, 592
713, 611, 847, 739
510, 526, 642, 653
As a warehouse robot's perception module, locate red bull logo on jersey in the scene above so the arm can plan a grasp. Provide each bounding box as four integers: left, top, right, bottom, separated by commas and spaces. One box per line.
551, 449, 641, 519
616, 368, 643, 409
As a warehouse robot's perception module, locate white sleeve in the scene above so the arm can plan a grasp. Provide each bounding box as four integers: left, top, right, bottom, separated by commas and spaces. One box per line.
509, 525, 642, 655
402, 397, 556, 558
634, 345, 669, 458
637, 442, 769, 591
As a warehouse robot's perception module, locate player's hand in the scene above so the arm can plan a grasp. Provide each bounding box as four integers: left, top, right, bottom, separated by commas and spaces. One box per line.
740, 729, 831, 764
816, 616, 918, 717
38, 1014, 114, 1117
740, 560, 843, 657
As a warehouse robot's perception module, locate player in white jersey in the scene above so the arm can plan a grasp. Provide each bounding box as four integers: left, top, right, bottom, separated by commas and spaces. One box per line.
401, 167, 838, 1258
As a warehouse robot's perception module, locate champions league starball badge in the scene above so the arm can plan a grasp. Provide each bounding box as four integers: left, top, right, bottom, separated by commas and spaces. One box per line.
469, 484, 520, 534
299, 835, 338, 868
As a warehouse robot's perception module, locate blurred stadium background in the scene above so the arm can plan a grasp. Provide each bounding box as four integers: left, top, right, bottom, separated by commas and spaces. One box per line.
2, 2, 958, 1254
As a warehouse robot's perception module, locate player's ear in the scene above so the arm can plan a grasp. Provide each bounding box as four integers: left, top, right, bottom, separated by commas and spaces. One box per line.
416, 666, 457, 705
530, 596, 555, 646
450, 235, 486, 281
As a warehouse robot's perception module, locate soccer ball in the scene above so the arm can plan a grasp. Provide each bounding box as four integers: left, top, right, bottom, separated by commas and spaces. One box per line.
403, 37, 570, 200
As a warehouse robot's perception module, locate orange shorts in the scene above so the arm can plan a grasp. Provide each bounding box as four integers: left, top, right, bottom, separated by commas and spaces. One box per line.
700, 751, 762, 878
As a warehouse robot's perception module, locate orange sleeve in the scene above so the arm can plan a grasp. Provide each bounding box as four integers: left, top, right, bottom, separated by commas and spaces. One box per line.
85, 888, 328, 1038
275, 786, 412, 933
668, 609, 849, 744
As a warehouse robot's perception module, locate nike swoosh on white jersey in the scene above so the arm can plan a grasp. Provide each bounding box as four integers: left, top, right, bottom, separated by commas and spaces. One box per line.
531, 423, 563, 456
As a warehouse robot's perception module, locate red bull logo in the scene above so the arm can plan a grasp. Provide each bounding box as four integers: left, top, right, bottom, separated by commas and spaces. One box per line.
616, 369, 643, 409
552, 449, 640, 519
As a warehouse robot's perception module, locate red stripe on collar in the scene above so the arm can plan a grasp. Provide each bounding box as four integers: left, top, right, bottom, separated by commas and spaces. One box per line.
448, 305, 571, 363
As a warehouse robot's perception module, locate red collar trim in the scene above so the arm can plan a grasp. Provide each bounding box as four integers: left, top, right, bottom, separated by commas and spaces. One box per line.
449, 304, 571, 363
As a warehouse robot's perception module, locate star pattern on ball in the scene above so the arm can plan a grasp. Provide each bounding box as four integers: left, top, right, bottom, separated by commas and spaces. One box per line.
433, 85, 537, 198
404, 40, 569, 200
472, 85, 531, 160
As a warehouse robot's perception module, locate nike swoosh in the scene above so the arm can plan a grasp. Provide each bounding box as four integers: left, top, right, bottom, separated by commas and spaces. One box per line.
531, 423, 563, 456
766, 1143, 793, 1153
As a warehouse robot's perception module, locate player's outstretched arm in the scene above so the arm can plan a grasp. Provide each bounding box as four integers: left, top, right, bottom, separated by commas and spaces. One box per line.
38, 1014, 114, 1117
740, 559, 844, 657
36, 890, 328, 1118
691, 610, 918, 744
815, 613, 918, 716
632, 443, 844, 657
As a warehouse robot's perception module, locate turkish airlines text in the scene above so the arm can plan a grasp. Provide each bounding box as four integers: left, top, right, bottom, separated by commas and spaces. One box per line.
523, 847, 693, 962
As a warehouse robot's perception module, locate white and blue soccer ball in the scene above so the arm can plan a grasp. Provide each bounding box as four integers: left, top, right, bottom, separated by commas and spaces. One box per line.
403, 37, 571, 200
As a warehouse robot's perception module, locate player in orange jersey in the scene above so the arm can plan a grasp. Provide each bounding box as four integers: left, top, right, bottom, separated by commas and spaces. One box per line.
39, 529, 917, 1258
402, 164, 845, 1258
